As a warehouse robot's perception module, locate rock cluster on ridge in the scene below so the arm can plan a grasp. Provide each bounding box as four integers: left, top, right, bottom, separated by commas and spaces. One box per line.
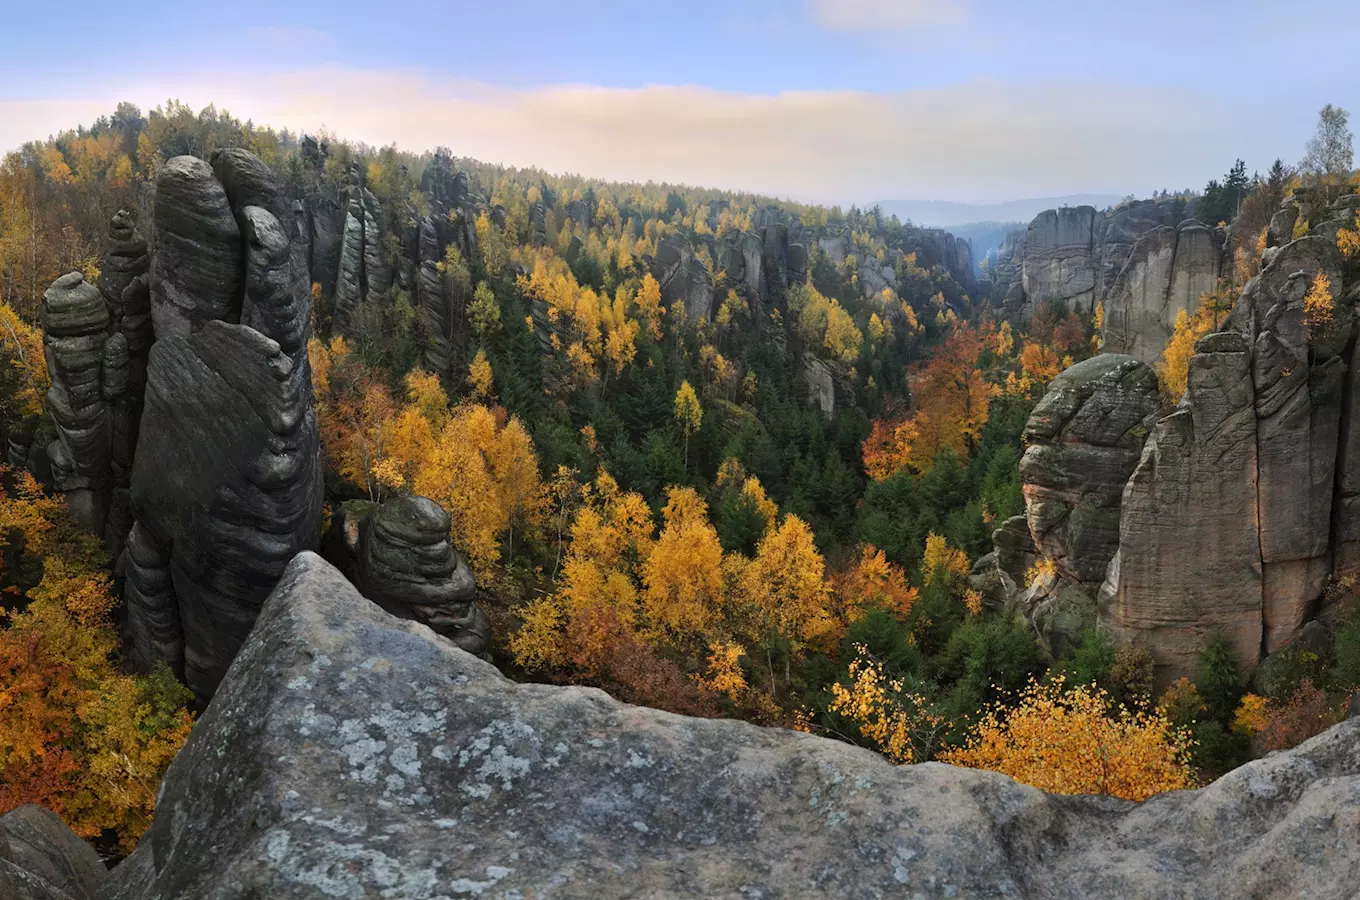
96, 551, 1360, 900
997, 190, 1360, 687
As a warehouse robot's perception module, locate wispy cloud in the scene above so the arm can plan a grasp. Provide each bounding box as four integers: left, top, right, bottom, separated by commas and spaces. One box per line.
0, 68, 1253, 203
808, 0, 971, 31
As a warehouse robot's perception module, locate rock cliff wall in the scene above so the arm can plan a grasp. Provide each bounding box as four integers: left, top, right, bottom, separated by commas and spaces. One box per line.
990, 198, 1222, 361
1006, 190, 1360, 687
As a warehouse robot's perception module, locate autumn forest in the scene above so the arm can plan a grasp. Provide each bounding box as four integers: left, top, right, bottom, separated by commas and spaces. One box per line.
3, 100, 1360, 857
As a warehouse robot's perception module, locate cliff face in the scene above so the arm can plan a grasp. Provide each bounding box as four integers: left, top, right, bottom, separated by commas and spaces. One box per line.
991, 198, 1223, 353
96, 552, 1360, 900
1005, 190, 1359, 687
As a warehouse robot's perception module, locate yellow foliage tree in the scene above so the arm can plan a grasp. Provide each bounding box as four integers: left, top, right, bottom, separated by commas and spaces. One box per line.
830, 646, 946, 764
0, 300, 48, 418
641, 488, 725, 638
1302, 271, 1335, 328
943, 677, 1194, 801
1157, 306, 1216, 402
739, 514, 835, 665
922, 533, 970, 582
468, 349, 495, 402
674, 380, 702, 470
0, 470, 193, 849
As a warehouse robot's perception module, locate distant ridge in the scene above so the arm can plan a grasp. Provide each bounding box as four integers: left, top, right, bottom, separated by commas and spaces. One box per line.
875, 194, 1125, 229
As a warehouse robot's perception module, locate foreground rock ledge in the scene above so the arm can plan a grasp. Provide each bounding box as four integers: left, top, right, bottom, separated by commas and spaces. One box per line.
102, 553, 1360, 900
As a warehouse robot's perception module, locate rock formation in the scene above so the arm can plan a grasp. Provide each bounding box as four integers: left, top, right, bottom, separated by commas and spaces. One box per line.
651, 234, 715, 321
123, 150, 323, 701
322, 496, 491, 655
1101, 332, 1262, 684
98, 212, 152, 556
1, 805, 106, 900
801, 353, 836, 418
1020, 354, 1162, 585
992, 197, 1208, 340
99, 552, 1360, 900
39, 273, 114, 534
1102, 221, 1226, 362
1022, 205, 1100, 313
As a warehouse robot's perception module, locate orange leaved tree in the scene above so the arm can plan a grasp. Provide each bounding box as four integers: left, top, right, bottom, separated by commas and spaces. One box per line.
0, 469, 193, 850
942, 677, 1194, 801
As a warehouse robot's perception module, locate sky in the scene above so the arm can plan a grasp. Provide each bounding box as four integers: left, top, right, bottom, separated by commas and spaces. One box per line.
2, 0, 1358, 206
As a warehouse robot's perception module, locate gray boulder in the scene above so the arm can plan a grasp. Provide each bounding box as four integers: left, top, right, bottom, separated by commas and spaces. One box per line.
100, 552, 1360, 900
0, 806, 105, 900
1020, 354, 1162, 585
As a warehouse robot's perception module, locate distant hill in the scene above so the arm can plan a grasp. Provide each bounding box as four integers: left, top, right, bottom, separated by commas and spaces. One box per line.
876, 195, 1124, 229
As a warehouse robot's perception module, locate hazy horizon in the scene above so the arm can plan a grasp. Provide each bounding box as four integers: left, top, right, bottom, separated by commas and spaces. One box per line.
3, 1, 1357, 206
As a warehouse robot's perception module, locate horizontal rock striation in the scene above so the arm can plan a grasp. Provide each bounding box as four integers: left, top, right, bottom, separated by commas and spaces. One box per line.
100, 552, 1360, 900
124, 151, 322, 702
323, 496, 491, 655
1020, 354, 1162, 586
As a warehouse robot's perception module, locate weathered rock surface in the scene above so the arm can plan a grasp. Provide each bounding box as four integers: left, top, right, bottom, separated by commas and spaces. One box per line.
123, 152, 322, 701
40, 272, 113, 533
994, 197, 1201, 351
1102, 221, 1225, 362
1098, 221, 1353, 684
149, 156, 241, 338
652, 234, 714, 321
1022, 206, 1098, 312
801, 352, 835, 418
1021, 354, 1162, 585
323, 496, 490, 655
100, 552, 1360, 900
0, 806, 106, 900
1245, 236, 1346, 649
1101, 332, 1262, 686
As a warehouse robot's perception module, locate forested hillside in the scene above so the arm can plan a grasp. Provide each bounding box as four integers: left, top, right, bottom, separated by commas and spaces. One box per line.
2, 100, 1359, 855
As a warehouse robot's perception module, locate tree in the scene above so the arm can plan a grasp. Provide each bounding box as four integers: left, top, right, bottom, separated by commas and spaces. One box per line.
641, 488, 725, 638
468, 349, 494, 401
1157, 306, 1216, 402
943, 677, 1193, 801
739, 514, 835, 688
1301, 104, 1354, 182
830, 645, 946, 763
468, 280, 501, 342
674, 380, 702, 471
0, 470, 193, 849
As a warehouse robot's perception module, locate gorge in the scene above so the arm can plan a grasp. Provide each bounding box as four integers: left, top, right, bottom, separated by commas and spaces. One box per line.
1, 102, 1359, 899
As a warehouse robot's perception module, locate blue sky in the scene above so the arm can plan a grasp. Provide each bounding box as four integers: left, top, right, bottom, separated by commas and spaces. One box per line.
3, 0, 1358, 204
